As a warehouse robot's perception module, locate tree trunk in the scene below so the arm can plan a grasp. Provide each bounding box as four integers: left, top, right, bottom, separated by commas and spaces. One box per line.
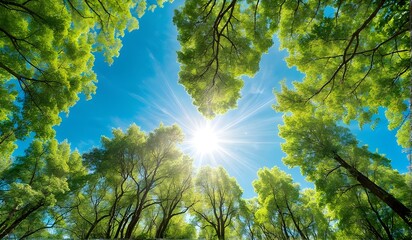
114, 204, 131, 238
85, 215, 109, 239
333, 153, 412, 228
274, 197, 289, 239
124, 204, 144, 238
0, 202, 44, 238
285, 199, 307, 240
219, 219, 225, 240
365, 190, 394, 240
155, 217, 169, 238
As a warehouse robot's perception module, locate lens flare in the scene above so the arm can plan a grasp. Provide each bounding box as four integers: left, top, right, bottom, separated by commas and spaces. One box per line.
192, 124, 219, 154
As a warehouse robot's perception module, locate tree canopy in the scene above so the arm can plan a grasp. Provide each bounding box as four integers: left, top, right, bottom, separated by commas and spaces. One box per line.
175, 0, 410, 148
278, 109, 412, 232
193, 166, 243, 240
0, 138, 85, 238
173, 0, 275, 117
0, 123, 410, 238
174, 0, 411, 236
0, 0, 172, 161
0, 0, 410, 238
253, 167, 333, 239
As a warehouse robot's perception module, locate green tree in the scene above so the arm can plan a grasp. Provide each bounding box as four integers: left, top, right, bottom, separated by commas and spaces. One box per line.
0, 139, 86, 238
71, 125, 146, 239
65, 175, 118, 239
299, 189, 336, 239
153, 155, 195, 238
193, 166, 243, 240
66, 123, 190, 239
163, 214, 197, 239
253, 167, 334, 239
278, 110, 412, 232
0, 0, 172, 161
275, 0, 410, 148
173, 0, 274, 117
329, 179, 409, 239
237, 198, 265, 240
122, 124, 186, 238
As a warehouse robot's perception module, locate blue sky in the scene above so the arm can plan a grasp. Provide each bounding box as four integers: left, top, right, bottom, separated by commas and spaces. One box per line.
52, 2, 409, 199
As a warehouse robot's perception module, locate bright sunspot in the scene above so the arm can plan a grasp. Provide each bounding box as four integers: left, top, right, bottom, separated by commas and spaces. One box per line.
192, 124, 219, 154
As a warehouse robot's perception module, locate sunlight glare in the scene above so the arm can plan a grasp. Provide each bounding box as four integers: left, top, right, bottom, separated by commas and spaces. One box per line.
192, 124, 219, 154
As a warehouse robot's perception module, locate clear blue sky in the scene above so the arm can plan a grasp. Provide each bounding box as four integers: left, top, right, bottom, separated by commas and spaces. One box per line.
52, 1, 409, 199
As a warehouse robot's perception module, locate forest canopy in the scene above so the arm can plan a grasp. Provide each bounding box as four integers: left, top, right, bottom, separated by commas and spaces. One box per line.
175, 0, 410, 147
0, 0, 172, 160
0, 0, 410, 239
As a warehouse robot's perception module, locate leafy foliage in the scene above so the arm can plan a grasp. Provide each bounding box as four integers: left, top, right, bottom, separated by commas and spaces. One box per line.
0, 0, 172, 161
276, 0, 410, 148
174, 0, 275, 117
64, 123, 198, 239
0, 139, 86, 238
278, 109, 412, 235
175, 0, 410, 148
193, 166, 243, 240
1, 0, 410, 238
253, 167, 334, 239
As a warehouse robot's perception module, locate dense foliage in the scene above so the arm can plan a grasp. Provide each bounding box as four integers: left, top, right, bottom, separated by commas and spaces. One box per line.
1, 0, 410, 239
175, 0, 410, 147
0, 0, 172, 161
2, 123, 409, 238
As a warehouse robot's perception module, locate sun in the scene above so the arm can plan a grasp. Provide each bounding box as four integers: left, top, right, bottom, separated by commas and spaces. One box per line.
191, 124, 219, 154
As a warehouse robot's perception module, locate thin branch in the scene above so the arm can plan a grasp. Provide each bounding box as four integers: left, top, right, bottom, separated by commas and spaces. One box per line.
0, 1, 45, 21
325, 165, 341, 178
307, 0, 387, 101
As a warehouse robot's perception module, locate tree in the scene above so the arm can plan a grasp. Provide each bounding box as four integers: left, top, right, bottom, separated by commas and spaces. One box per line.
328, 177, 409, 239
162, 214, 197, 239
278, 110, 412, 232
0, 0, 172, 161
65, 174, 117, 239
299, 189, 336, 240
122, 124, 186, 238
253, 167, 334, 239
173, 0, 275, 117
0, 139, 86, 238
275, 0, 410, 148
237, 198, 265, 240
153, 155, 195, 238
174, 0, 411, 235
265, 0, 411, 236
193, 166, 243, 240
175, 0, 410, 147
72, 124, 146, 239
66, 123, 190, 239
